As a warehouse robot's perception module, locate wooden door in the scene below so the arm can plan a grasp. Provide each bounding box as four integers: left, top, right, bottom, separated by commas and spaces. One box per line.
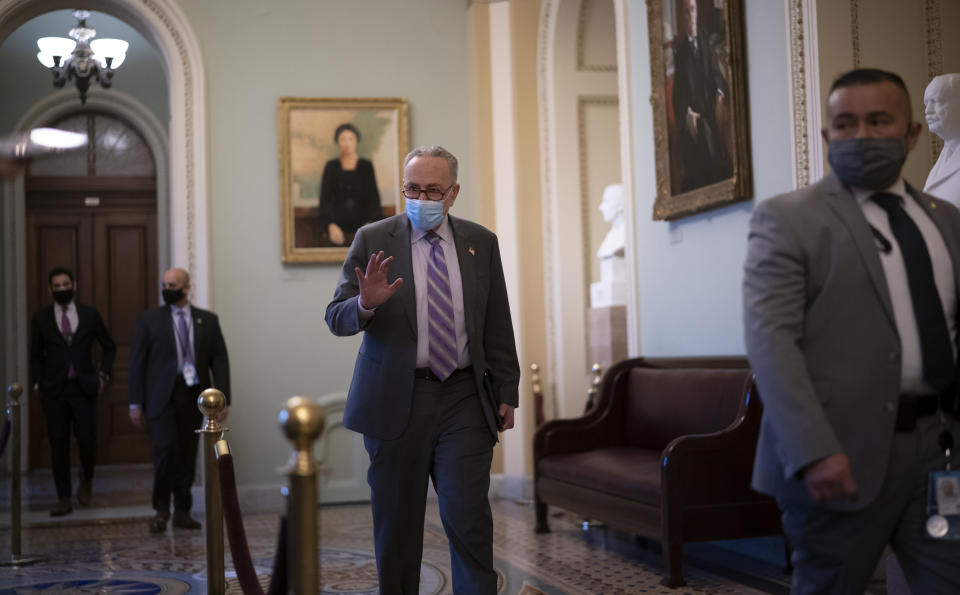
27, 183, 158, 467
92, 209, 157, 463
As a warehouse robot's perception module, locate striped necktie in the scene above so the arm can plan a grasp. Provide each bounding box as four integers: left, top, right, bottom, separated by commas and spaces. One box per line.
426, 232, 457, 381
176, 310, 195, 366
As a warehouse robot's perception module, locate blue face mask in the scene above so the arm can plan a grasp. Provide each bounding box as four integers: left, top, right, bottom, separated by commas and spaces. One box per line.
827, 137, 908, 190
405, 198, 445, 232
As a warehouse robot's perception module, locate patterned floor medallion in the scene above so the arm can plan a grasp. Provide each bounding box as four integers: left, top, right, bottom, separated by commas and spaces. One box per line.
0, 576, 192, 595
316, 549, 444, 594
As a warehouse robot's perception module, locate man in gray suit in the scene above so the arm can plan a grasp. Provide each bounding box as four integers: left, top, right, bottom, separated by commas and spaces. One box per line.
326, 145, 520, 594
744, 68, 960, 593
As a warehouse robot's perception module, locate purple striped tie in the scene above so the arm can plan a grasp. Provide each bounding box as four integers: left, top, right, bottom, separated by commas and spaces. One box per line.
426, 232, 457, 381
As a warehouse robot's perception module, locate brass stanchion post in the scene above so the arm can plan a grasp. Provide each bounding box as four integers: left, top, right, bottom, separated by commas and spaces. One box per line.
1, 383, 44, 567
197, 389, 227, 595
279, 397, 325, 595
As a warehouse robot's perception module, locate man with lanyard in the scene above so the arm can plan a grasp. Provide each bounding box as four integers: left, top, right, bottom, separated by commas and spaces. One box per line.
129, 267, 230, 533
744, 68, 960, 593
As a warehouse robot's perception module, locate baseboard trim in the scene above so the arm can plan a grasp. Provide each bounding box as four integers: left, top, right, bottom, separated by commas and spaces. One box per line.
191, 474, 534, 512
489, 474, 534, 503
191, 482, 284, 514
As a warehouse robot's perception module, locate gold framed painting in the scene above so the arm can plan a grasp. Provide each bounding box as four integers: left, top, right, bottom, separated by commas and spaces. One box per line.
278, 97, 409, 262
648, 0, 752, 220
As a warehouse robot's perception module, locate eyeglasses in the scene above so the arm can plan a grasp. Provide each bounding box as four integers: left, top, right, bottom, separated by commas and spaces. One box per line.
402, 183, 456, 201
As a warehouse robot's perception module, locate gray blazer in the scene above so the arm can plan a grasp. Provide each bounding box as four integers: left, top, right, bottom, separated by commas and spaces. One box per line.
325, 214, 521, 441
744, 172, 960, 510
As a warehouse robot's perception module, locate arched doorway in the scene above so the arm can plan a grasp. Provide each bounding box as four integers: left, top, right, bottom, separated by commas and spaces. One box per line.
0, 0, 209, 472
26, 109, 157, 466
537, 0, 639, 418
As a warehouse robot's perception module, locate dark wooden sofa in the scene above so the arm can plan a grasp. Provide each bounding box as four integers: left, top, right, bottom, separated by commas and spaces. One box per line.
533, 357, 783, 587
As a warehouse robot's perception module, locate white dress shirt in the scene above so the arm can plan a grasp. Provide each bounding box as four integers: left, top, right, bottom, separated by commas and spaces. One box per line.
55, 301, 78, 338
856, 178, 958, 394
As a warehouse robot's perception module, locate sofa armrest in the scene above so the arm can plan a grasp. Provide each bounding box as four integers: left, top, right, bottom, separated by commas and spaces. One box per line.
534, 358, 651, 460
533, 415, 611, 461
660, 380, 766, 506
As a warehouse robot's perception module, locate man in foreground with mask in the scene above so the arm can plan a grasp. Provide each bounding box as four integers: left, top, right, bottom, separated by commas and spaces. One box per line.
31, 266, 115, 516
129, 267, 230, 534
744, 68, 960, 593
326, 145, 520, 594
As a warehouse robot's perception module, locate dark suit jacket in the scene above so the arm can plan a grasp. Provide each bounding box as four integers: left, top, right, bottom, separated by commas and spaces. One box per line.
318, 157, 382, 235
128, 304, 231, 420
744, 172, 960, 510
325, 214, 521, 441
31, 303, 116, 398
671, 34, 732, 190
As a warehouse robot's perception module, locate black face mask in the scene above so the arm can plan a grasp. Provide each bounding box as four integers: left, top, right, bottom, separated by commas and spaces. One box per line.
827, 136, 908, 190
162, 288, 185, 305
52, 289, 74, 305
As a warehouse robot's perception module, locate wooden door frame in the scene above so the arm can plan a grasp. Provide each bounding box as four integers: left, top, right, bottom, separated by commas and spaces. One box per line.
1, 0, 209, 475
5, 92, 169, 471
26, 182, 158, 468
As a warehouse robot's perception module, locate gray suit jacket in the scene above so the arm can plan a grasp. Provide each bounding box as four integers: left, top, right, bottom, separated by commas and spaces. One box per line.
744, 172, 960, 510
325, 214, 521, 441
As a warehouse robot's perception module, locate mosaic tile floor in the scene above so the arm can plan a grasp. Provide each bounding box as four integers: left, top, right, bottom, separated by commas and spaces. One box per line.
0, 468, 798, 594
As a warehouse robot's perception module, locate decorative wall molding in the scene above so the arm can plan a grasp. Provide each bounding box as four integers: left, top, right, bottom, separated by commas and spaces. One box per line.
924, 0, 943, 162
788, 0, 809, 188
577, 94, 618, 300
849, 0, 861, 68
576, 0, 616, 73
136, 0, 209, 305
537, 0, 561, 417
611, 0, 639, 358
787, 0, 823, 189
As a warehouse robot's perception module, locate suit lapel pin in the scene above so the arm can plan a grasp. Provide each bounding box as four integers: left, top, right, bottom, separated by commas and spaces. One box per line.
196, 318, 202, 325
468, 247, 475, 256
931, 202, 937, 208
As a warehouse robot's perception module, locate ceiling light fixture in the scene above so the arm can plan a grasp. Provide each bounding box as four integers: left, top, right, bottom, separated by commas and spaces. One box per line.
36, 10, 128, 104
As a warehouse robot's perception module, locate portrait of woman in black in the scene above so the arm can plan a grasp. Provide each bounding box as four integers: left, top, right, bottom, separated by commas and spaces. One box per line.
318, 123, 382, 246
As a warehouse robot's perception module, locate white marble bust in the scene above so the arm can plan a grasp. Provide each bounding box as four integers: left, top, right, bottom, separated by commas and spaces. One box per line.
597, 183, 626, 260
591, 183, 628, 308
924, 73, 960, 206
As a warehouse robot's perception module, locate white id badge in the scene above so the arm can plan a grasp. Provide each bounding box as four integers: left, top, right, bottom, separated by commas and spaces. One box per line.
926, 469, 960, 540
182, 362, 198, 387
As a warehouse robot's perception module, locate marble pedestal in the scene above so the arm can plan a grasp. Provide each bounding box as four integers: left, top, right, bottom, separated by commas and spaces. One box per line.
587, 305, 628, 369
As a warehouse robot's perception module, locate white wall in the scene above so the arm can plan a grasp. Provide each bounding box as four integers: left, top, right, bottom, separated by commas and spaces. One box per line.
628, 0, 794, 357
175, 0, 473, 485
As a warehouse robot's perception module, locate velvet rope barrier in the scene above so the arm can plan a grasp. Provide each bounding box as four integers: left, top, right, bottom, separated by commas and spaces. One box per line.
0, 418, 10, 459
218, 451, 288, 595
